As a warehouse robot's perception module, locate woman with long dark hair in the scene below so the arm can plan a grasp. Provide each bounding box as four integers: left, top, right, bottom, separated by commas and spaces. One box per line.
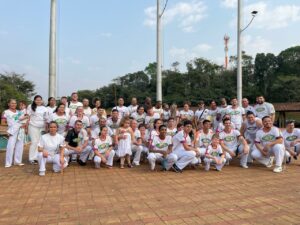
27, 95, 48, 164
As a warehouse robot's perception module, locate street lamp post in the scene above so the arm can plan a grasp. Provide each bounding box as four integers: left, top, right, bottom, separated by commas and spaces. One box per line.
237, 0, 257, 106
49, 0, 57, 98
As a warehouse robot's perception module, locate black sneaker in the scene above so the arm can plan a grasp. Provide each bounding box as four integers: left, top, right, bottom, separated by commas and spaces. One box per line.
33, 160, 38, 165
293, 155, 298, 160
172, 164, 182, 173
77, 159, 86, 166
286, 157, 291, 164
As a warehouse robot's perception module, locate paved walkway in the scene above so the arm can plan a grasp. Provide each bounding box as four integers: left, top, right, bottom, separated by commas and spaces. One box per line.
0, 149, 299, 225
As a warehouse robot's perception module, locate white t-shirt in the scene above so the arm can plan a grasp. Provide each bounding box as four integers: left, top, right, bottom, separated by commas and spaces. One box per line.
90, 114, 100, 131
106, 117, 121, 135
172, 130, 192, 152
93, 136, 112, 154
68, 101, 83, 115
227, 106, 245, 129
69, 115, 90, 129
151, 135, 172, 151
27, 105, 48, 128
2, 109, 23, 134
131, 112, 146, 125
255, 126, 281, 147
219, 129, 241, 150
46, 106, 56, 117
197, 129, 214, 148
179, 110, 194, 121
148, 129, 159, 142
112, 106, 129, 118
282, 128, 300, 148
162, 110, 171, 121
167, 127, 177, 137
38, 133, 65, 156
128, 105, 138, 115
217, 106, 230, 120
216, 122, 236, 133
83, 107, 92, 118
145, 113, 160, 129
254, 102, 275, 119
153, 107, 163, 116
206, 144, 223, 157
49, 113, 70, 135
243, 118, 261, 140
243, 105, 256, 116
195, 108, 209, 121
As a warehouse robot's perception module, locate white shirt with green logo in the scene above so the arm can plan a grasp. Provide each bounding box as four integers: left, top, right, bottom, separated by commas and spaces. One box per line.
282, 128, 300, 148
93, 136, 112, 154
254, 102, 275, 119
151, 135, 172, 152
255, 126, 281, 147
219, 129, 241, 149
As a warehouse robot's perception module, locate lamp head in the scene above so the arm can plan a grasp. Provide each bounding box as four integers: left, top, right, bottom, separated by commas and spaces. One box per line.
251, 11, 258, 16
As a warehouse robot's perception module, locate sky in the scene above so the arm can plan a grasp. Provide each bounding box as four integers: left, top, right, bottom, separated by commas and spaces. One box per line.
0, 0, 300, 99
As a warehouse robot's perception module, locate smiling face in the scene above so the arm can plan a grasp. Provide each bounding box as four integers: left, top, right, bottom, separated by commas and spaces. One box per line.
49, 122, 58, 135
262, 117, 272, 128
34, 96, 43, 106
8, 99, 17, 110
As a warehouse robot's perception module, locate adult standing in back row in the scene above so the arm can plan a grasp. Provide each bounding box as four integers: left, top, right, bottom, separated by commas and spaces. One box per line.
68, 92, 83, 116
254, 95, 275, 122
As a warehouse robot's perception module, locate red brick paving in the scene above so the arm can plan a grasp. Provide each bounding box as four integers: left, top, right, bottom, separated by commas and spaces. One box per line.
0, 149, 299, 225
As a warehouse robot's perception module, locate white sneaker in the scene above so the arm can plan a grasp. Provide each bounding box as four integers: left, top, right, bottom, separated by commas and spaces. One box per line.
5, 164, 11, 168
39, 171, 45, 176
16, 163, 25, 166
241, 165, 249, 169
266, 157, 274, 168
273, 166, 282, 173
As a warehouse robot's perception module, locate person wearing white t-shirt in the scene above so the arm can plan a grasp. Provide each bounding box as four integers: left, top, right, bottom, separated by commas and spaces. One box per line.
161, 103, 171, 124
68, 92, 83, 116
153, 101, 163, 116
145, 107, 160, 129
2, 99, 28, 167
219, 118, 249, 168
93, 126, 115, 168
138, 124, 150, 156
254, 96, 275, 122
37, 121, 68, 176
131, 105, 146, 125
127, 97, 138, 115
216, 114, 236, 133
282, 121, 300, 162
216, 98, 230, 123
148, 125, 177, 171
204, 134, 226, 171
227, 98, 245, 130
107, 109, 121, 135
195, 120, 214, 158
194, 100, 209, 129
112, 97, 129, 119
166, 117, 177, 137
68, 107, 90, 132
60, 96, 71, 117
179, 103, 194, 122
91, 98, 107, 117
208, 100, 219, 131
82, 98, 92, 118
240, 112, 263, 162
130, 119, 143, 166
252, 116, 285, 173
171, 120, 200, 172
242, 98, 256, 116
46, 97, 57, 118
27, 95, 48, 164
48, 103, 70, 136
90, 108, 111, 139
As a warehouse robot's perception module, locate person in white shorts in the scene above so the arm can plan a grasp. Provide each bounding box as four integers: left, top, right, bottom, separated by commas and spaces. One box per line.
227, 97, 245, 130
93, 126, 115, 168
254, 96, 275, 122
282, 120, 300, 163
204, 134, 226, 171
171, 120, 200, 172
219, 118, 249, 168
195, 120, 214, 158
252, 116, 285, 173
64, 120, 92, 166
240, 111, 262, 163
37, 121, 68, 176
148, 125, 177, 171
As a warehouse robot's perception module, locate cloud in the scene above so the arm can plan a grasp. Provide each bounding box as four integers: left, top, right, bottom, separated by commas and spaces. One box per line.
144, 1, 207, 32
220, 0, 237, 9
242, 35, 272, 55
229, 2, 300, 30
98, 32, 112, 38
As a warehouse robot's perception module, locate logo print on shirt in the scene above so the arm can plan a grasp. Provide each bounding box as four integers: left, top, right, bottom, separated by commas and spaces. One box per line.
256, 107, 265, 113
98, 143, 109, 149
155, 143, 168, 149
262, 134, 275, 142
286, 135, 297, 142
224, 136, 235, 142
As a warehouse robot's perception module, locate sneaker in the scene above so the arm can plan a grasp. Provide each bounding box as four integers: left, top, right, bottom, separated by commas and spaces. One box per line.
39, 171, 45, 176
16, 163, 25, 166
204, 164, 209, 171
5, 164, 11, 168
273, 166, 283, 173
171, 164, 182, 173
77, 159, 86, 166
33, 160, 38, 165
286, 157, 291, 164
266, 157, 274, 168
240, 164, 249, 169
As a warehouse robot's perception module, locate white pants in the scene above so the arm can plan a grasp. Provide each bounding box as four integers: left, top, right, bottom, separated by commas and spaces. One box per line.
38, 152, 68, 173
147, 152, 177, 170
285, 143, 300, 158
5, 132, 24, 166
225, 145, 248, 167
64, 146, 92, 163
197, 147, 207, 157
28, 125, 44, 162
173, 149, 196, 170
251, 144, 284, 167
131, 145, 143, 165
94, 150, 115, 167
204, 157, 226, 171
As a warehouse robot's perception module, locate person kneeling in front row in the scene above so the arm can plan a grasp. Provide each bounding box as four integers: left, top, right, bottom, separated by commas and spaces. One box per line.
204, 134, 226, 171
38, 121, 68, 176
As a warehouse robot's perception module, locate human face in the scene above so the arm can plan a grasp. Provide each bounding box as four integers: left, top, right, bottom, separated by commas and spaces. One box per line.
198, 103, 204, 109
242, 98, 249, 107
155, 120, 162, 129
257, 96, 264, 104
100, 127, 108, 136
211, 137, 219, 146
156, 101, 162, 108
220, 98, 226, 105
177, 125, 184, 132
183, 104, 189, 111
123, 120, 130, 128
231, 99, 238, 106
224, 120, 232, 129
183, 124, 193, 133
75, 122, 83, 132
8, 100, 17, 110
138, 107, 144, 115
131, 120, 138, 130
159, 127, 167, 137
49, 123, 58, 135
118, 98, 124, 106
57, 104, 65, 114
247, 114, 255, 123
34, 97, 43, 106
19, 102, 26, 110
147, 108, 154, 116
76, 107, 83, 116
262, 117, 272, 128
71, 93, 78, 101
95, 100, 101, 108
61, 98, 67, 105
100, 119, 106, 127
168, 119, 174, 127
139, 126, 146, 133
210, 101, 217, 109
112, 111, 119, 119
286, 122, 295, 131
131, 98, 137, 105
203, 121, 211, 130
49, 98, 56, 107
83, 99, 89, 107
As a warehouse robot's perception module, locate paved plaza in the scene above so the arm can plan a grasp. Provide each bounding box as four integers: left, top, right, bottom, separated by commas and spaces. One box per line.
0, 149, 299, 225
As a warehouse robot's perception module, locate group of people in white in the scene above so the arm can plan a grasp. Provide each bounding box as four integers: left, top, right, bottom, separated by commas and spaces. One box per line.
2, 92, 300, 176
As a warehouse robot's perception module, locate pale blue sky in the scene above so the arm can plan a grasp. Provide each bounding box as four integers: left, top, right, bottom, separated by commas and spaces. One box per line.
0, 0, 299, 98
